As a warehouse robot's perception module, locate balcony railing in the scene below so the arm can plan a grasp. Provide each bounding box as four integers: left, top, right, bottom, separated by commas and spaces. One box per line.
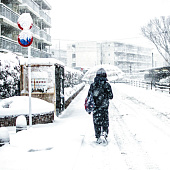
0, 36, 21, 53
21, 0, 39, 15
40, 30, 51, 43
31, 25, 40, 37
39, 10, 51, 25
0, 3, 19, 24
0, 36, 51, 58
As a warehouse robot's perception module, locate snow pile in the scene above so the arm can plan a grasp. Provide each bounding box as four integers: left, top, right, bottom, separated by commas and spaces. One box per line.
82, 64, 124, 82
0, 96, 54, 117
0, 127, 10, 145
0, 52, 21, 99
16, 115, 27, 127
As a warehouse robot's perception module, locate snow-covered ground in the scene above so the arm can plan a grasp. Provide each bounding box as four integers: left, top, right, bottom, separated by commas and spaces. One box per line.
1, 83, 170, 169
0, 83, 85, 116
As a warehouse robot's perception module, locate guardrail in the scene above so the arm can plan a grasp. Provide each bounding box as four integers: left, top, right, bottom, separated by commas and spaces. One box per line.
119, 79, 170, 94
127, 80, 152, 90
155, 83, 170, 94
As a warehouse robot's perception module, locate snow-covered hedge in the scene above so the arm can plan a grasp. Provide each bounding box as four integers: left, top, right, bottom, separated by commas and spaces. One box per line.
0, 52, 20, 99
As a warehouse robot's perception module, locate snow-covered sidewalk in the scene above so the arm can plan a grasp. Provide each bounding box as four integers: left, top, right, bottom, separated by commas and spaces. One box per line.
1, 83, 170, 170
0, 85, 127, 170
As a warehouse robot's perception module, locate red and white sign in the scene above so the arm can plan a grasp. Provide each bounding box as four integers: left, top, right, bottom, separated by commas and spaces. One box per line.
17, 13, 33, 30
18, 30, 33, 47
17, 13, 33, 47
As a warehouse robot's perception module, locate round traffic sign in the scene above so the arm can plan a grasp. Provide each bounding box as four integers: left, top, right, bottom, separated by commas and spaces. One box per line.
18, 30, 33, 47
17, 13, 33, 30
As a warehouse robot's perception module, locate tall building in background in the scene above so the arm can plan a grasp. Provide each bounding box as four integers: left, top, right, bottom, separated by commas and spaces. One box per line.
0, 0, 51, 58
67, 41, 153, 73
67, 41, 98, 69
51, 48, 67, 65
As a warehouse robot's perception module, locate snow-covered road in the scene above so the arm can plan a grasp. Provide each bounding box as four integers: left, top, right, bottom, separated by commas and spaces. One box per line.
1, 83, 170, 170
110, 84, 170, 170
74, 83, 170, 170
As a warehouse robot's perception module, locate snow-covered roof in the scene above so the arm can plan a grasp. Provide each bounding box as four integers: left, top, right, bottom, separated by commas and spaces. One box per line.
20, 57, 65, 67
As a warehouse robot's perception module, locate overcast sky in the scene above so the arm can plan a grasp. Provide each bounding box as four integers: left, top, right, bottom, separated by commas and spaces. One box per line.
47, 0, 170, 48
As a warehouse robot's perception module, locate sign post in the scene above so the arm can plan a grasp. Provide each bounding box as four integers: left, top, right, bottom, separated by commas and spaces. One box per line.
17, 13, 33, 127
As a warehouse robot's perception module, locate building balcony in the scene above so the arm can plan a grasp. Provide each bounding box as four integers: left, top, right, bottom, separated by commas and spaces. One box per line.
31, 24, 40, 38
0, 3, 19, 28
19, 0, 51, 28
0, 36, 51, 58
34, 0, 52, 10
19, 0, 40, 17
22, 46, 51, 58
39, 10, 51, 27
11, 0, 22, 4
40, 30, 51, 45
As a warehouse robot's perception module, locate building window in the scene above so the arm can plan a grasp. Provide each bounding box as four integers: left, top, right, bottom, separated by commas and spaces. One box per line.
72, 54, 76, 58
72, 63, 76, 67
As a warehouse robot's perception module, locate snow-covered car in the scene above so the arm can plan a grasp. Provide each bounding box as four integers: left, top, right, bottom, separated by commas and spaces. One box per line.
156, 77, 170, 87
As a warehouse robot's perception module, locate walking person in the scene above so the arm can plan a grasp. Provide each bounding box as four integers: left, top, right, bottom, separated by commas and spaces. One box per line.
87, 68, 113, 143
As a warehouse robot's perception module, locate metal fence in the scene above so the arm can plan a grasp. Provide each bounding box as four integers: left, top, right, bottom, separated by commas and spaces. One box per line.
0, 3, 19, 23
119, 79, 170, 94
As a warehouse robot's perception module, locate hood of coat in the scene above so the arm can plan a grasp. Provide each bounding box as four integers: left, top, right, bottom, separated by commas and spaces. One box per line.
94, 68, 108, 83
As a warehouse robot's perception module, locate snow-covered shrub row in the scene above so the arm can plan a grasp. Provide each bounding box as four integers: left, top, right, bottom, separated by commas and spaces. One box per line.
64, 66, 84, 87
64, 82, 85, 101
0, 52, 20, 99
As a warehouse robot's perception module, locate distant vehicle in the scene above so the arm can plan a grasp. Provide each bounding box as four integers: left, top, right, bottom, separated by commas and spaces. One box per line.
156, 76, 170, 87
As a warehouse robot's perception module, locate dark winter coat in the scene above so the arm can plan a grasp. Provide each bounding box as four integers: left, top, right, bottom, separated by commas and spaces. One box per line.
87, 76, 113, 108
87, 71, 113, 138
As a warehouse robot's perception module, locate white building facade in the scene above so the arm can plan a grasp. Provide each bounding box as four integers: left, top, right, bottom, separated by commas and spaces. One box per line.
67, 41, 153, 73
0, 0, 51, 58
67, 41, 98, 69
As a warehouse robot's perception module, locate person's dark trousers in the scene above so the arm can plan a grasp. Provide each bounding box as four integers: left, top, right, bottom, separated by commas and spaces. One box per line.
93, 107, 109, 138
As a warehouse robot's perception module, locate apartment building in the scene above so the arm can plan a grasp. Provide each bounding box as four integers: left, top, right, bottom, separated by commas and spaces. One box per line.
102, 42, 152, 73
0, 0, 51, 58
67, 41, 152, 73
51, 48, 67, 65
67, 41, 98, 69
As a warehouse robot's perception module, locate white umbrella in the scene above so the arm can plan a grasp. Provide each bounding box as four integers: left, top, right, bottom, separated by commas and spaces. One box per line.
82, 64, 124, 82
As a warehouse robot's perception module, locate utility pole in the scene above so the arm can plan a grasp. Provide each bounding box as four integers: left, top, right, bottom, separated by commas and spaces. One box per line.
152, 52, 154, 67
100, 43, 103, 65
59, 39, 61, 60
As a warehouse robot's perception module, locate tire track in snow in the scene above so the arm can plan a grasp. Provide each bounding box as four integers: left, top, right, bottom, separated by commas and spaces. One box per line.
109, 88, 160, 169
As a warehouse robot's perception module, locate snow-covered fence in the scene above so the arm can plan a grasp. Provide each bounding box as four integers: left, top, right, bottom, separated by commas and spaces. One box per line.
129, 80, 152, 89
126, 79, 170, 94
155, 83, 170, 94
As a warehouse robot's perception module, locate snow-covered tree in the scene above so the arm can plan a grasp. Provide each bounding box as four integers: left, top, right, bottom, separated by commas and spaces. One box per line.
141, 16, 170, 65
0, 52, 20, 99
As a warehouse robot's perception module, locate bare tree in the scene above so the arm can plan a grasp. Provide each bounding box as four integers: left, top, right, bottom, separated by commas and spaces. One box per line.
141, 16, 170, 65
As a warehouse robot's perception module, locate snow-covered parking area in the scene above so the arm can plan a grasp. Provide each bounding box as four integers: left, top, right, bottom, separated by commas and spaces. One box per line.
1, 83, 170, 169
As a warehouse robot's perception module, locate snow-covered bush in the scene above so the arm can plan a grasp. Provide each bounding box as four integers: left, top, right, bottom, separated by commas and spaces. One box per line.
0, 52, 20, 99
0, 127, 10, 146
